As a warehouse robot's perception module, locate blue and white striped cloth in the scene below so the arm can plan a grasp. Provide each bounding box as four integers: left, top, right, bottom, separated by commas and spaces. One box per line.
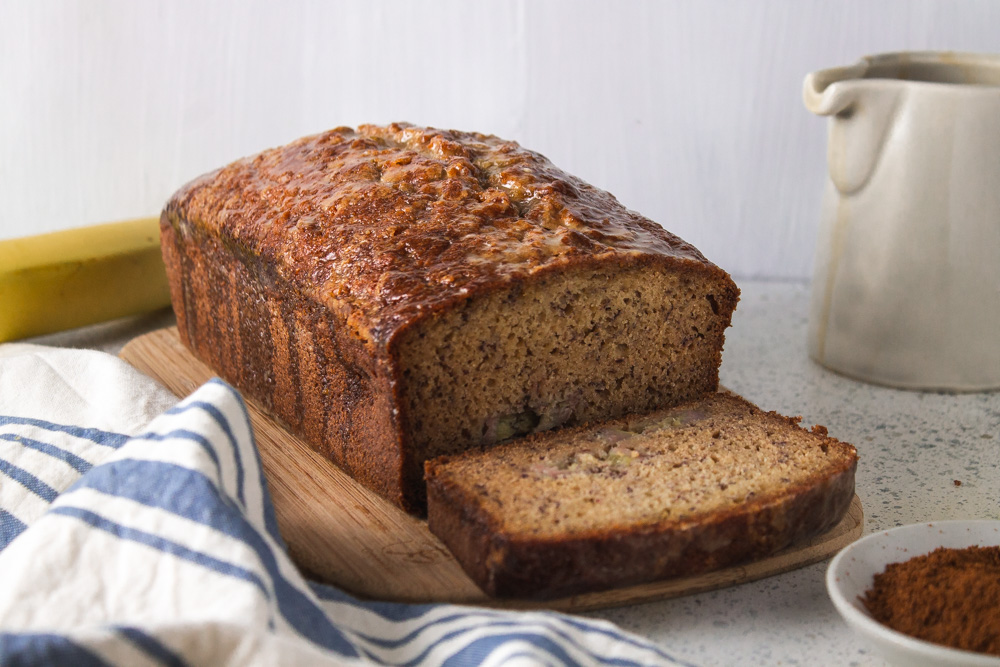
0, 343, 688, 666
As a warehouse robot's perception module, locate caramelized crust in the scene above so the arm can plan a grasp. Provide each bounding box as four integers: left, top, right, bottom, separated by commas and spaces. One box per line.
161, 123, 740, 513
165, 123, 723, 345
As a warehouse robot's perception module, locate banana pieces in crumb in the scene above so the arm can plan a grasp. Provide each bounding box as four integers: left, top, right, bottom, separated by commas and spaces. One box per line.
0, 217, 172, 343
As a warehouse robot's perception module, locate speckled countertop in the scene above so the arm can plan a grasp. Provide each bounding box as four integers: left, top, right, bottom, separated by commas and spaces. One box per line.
583, 279, 1000, 667
32, 279, 999, 666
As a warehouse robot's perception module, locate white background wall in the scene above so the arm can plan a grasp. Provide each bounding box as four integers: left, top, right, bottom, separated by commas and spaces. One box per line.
2, 0, 997, 279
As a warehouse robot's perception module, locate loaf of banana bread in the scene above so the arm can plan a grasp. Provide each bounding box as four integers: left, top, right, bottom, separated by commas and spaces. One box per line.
160, 123, 740, 513
425, 392, 858, 599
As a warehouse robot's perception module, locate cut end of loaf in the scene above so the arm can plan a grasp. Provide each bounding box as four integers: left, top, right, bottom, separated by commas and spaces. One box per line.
397, 262, 738, 502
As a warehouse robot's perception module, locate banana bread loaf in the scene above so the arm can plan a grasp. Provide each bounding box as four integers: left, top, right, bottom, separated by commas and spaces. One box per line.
160, 123, 740, 513
425, 392, 858, 599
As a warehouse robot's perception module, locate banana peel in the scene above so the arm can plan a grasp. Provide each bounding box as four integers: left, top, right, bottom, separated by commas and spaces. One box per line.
0, 216, 172, 343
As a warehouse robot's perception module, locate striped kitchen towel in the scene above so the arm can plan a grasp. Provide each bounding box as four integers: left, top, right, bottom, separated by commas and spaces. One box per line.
0, 343, 688, 666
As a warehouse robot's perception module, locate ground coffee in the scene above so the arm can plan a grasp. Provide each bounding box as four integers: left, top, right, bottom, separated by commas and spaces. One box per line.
863, 545, 1000, 655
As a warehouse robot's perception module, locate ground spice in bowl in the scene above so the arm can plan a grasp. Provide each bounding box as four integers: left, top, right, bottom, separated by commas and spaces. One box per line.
862, 545, 1000, 656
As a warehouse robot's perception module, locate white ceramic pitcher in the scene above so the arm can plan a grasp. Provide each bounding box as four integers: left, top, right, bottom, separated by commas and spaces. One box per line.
803, 51, 1000, 391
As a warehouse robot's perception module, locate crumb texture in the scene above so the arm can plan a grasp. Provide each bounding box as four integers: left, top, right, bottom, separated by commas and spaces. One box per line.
426, 392, 858, 597
399, 266, 731, 475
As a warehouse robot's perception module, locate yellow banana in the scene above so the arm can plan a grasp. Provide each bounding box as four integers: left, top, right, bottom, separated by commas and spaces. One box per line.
0, 216, 172, 343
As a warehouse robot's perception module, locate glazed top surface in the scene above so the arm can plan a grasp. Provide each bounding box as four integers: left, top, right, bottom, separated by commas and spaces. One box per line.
167, 123, 728, 344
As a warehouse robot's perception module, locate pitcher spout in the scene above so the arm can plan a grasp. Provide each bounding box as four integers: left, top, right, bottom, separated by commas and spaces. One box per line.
803, 62, 869, 116
804, 58, 904, 195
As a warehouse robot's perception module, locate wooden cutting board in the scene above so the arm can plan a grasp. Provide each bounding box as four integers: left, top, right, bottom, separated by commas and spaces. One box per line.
120, 326, 864, 612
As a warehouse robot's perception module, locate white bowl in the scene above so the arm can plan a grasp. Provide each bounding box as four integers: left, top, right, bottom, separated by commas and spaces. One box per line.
827, 520, 1000, 666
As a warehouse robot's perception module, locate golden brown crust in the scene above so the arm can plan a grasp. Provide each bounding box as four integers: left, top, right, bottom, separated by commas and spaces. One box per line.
425, 393, 858, 599
165, 122, 730, 348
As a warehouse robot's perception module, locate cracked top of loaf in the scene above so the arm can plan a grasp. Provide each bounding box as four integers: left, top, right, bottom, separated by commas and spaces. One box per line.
165, 122, 731, 344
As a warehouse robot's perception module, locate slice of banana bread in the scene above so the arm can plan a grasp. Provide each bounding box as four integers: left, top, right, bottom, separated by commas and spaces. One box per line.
425, 392, 858, 599
160, 123, 740, 513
